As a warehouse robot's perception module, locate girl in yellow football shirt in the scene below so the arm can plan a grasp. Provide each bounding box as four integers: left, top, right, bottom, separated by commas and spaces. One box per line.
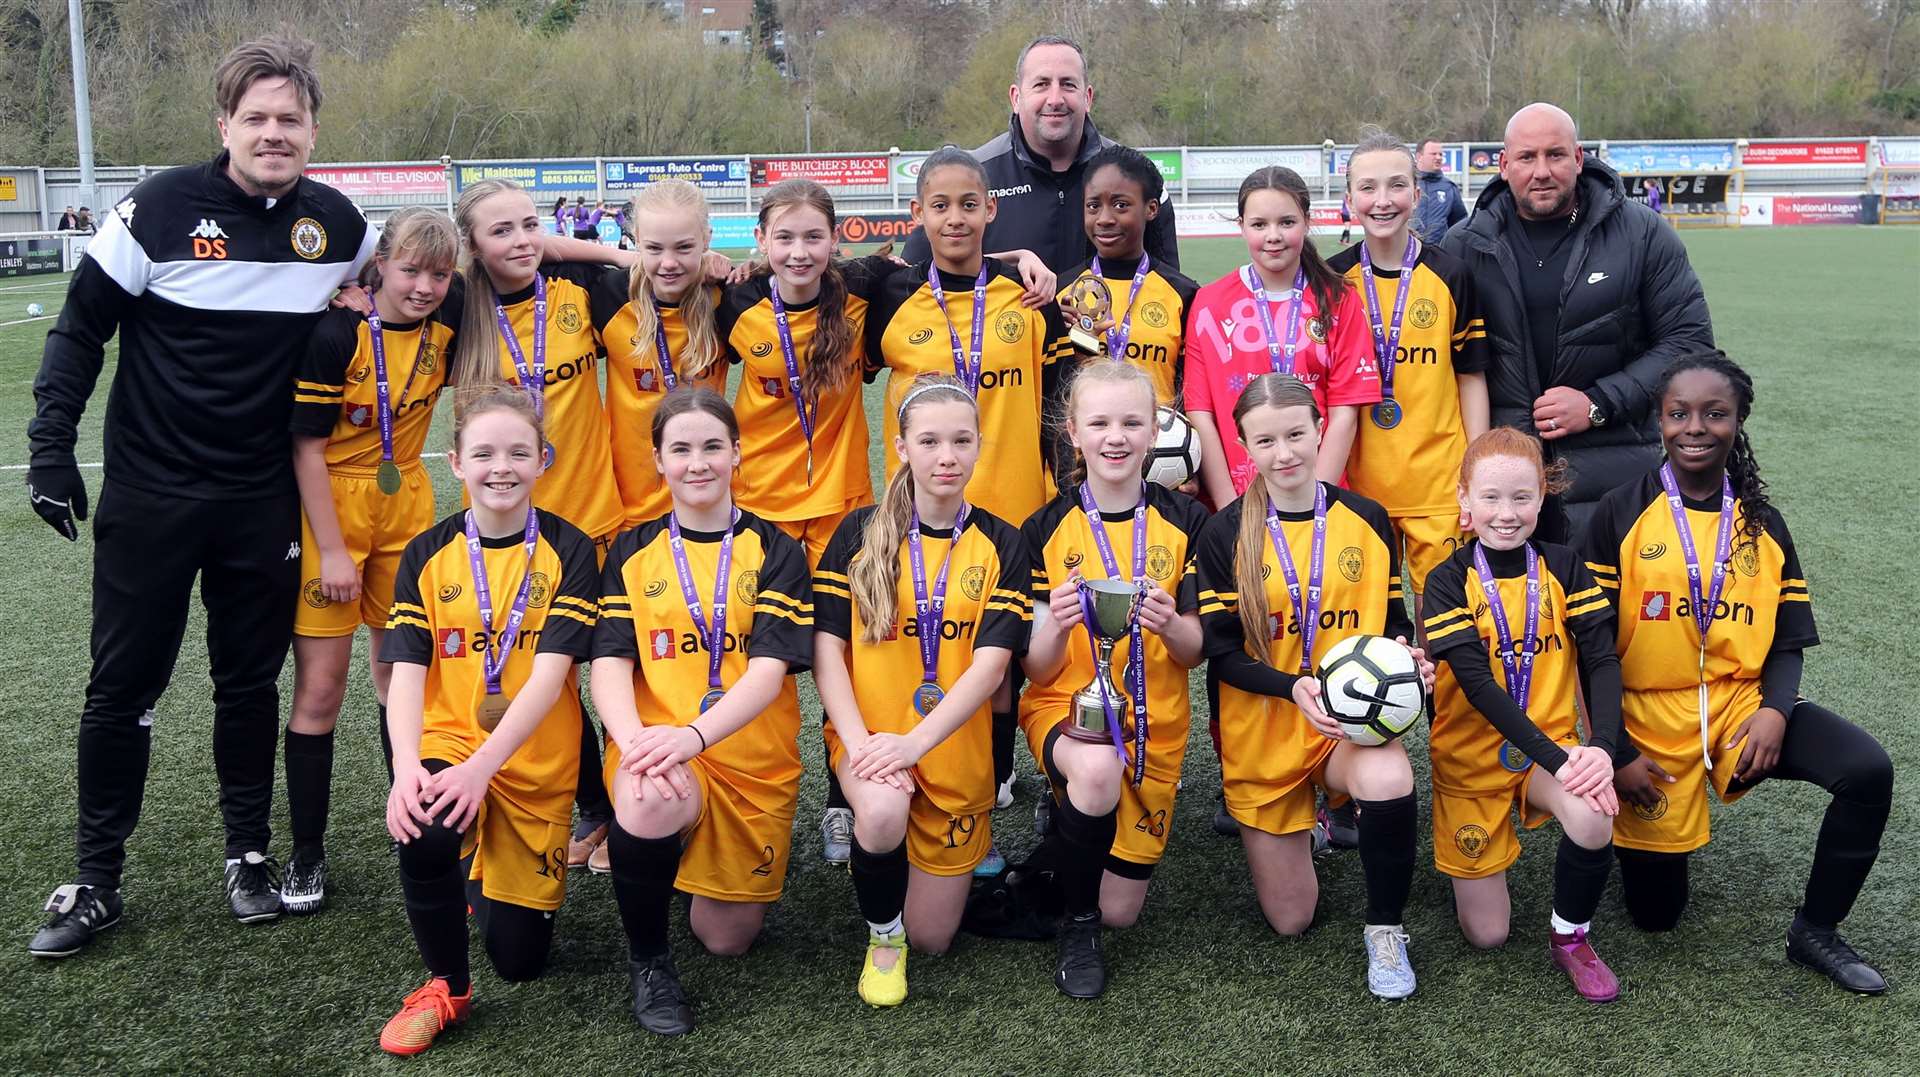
813, 375, 1034, 1008
284, 208, 460, 913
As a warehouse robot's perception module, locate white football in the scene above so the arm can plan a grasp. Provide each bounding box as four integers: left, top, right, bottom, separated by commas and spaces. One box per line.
1317, 634, 1425, 746
26, 302, 45, 318
1145, 405, 1202, 488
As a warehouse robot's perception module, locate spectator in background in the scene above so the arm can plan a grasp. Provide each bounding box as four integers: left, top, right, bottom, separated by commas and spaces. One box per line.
901, 34, 1178, 273
1441, 102, 1713, 540
56, 206, 79, 231
75, 207, 95, 235
1645, 180, 1664, 215
1414, 138, 1467, 240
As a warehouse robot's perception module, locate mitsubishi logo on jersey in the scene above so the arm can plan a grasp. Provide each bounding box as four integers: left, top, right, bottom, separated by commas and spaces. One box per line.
189, 218, 229, 259
1640, 591, 1671, 621
649, 628, 675, 659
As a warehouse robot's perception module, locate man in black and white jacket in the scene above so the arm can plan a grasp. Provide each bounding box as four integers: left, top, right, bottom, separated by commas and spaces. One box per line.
1443, 102, 1713, 540
25, 36, 374, 957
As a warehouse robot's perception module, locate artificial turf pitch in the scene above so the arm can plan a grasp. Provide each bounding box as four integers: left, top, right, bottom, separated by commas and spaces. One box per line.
0, 229, 1915, 1074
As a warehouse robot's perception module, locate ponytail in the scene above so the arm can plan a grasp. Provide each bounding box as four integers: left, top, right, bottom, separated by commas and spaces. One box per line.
757, 179, 859, 401
1227, 373, 1321, 660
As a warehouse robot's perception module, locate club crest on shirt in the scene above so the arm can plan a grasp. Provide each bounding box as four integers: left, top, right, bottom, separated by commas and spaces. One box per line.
1733, 540, 1760, 578
557, 303, 582, 335
527, 571, 552, 609
437, 583, 463, 603
960, 565, 987, 601
1306, 317, 1327, 344
302, 579, 328, 609
416, 342, 439, 375
1633, 788, 1669, 821
1141, 301, 1169, 328
1409, 298, 1439, 330
643, 579, 669, 599
752, 341, 774, 358
1454, 824, 1491, 859
908, 327, 936, 346
291, 217, 328, 260
736, 569, 760, 607
1638, 542, 1667, 560
1338, 546, 1363, 583
995, 311, 1025, 344
1146, 545, 1174, 581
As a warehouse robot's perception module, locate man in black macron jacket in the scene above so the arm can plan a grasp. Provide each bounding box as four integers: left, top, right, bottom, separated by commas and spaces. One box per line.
25, 36, 374, 958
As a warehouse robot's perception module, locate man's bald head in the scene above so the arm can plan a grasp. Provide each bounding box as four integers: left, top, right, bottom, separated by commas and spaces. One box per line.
1500, 102, 1583, 220
1505, 102, 1578, 146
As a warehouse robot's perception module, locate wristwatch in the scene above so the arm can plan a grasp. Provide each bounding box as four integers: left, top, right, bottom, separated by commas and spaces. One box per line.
1587, 399, 1608, 427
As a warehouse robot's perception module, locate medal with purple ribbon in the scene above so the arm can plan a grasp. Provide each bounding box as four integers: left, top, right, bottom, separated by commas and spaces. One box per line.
1077, 482, 1151, 785
1242, 263, 1308, 376
1658, 462, 1737, 770
651, 318, 678, 394
366, 297, 426, 496
1472, 540, 1541, 716
1263, 482, 1328, 675
768, 284, 817, 485
668, 508, 740, 715
928, 261, 990, 394
464, 506, 540, 732
907, 503, 970, 716
1361, 234, 1419, 429
1093, 253, 1152, 362
494, 274, 555, 468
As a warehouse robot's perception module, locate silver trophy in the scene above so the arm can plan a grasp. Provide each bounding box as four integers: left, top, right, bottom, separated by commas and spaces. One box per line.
1067, 578, 1141, 743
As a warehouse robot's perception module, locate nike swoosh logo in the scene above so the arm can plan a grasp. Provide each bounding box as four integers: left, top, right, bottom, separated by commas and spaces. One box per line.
1587, 272, 1609, 285
1341, 682, 1399, 709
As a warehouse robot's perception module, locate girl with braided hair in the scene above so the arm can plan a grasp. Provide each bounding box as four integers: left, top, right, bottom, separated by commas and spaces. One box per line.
1582, 351, 1893, 995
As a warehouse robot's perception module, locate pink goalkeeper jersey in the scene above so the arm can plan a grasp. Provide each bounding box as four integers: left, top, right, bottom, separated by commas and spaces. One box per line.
1182, 267, 1380, 501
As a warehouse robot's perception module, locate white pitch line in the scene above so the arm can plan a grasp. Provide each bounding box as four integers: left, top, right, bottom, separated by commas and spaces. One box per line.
0, 280, 71, 294
0, 462, 102, 471
0, 315, 54, 329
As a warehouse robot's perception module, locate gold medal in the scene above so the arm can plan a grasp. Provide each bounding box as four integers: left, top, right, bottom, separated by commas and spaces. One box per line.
376, 460, 402, 496
476, 691, 511, 731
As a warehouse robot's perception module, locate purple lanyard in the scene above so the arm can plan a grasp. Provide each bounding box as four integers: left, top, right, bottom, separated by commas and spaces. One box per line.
907, 504, 970, 685
1092, 254, 1152, 361
1472, 540, 1541, 714
463, 507, 541, 696
494, 274, 547, 416
1077, 482, 1151, 785
768, 285, 817, 480
1658, 463, 1737, 643
1658, 463, 1736, 769
667, 508, 739, 693
1263, 482, 1328, 675
1359, 234, 1419, 402
1241, 264, 1308, 376
651, 317, 678, 392
927, 261, 990, 393
365, 299, 426, 464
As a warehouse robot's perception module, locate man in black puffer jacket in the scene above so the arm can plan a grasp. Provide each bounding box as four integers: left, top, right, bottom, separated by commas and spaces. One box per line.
1443, 102, 1713, 540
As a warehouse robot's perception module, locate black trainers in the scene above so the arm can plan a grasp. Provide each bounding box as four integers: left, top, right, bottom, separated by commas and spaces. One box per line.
282, 848, 328, 915
1054, 913, 1108, 999
1787, 911, 1887, 995
1034, 793, 1054, 839
225, 851, 284, 923
1324, 800, 1360, 849
28, 884, 123, 958
1212, 794, 1238, 837
630, 953, 695, 1036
